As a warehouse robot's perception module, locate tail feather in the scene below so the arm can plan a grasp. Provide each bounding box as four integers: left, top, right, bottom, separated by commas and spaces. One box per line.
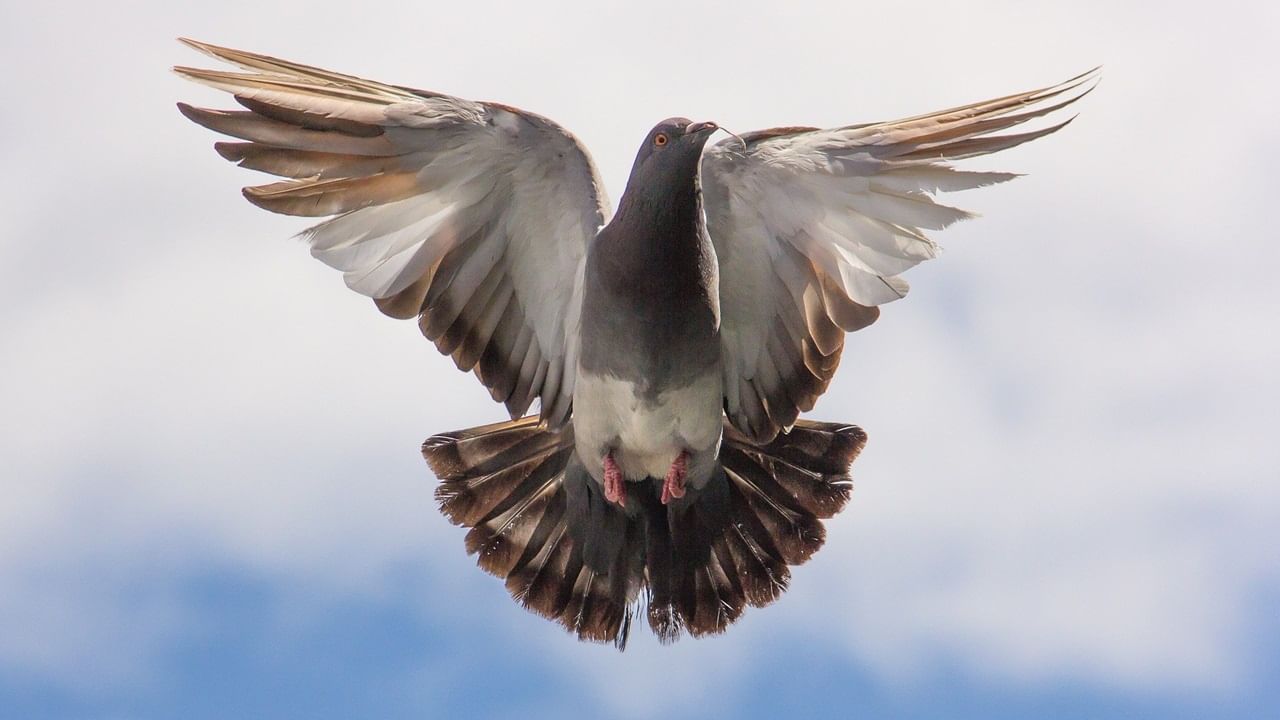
665, 469, 735, 638
422, 416, 867, 647
424, 414, 556, 479
511, 521, 575, 615
724, 421, 863, 517
504, 483, 569, 597
462, 447, 572, 578
722, 516, 790, 607
642, 488, 682, 643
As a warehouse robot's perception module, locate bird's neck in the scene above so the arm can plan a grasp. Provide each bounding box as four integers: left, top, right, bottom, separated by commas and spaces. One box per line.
609, 176, 705, 261
590, 175, 717, 323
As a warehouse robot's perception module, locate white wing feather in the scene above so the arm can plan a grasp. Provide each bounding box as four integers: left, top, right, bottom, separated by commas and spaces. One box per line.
703, 69, 1098, 441
175, 39, 609, 425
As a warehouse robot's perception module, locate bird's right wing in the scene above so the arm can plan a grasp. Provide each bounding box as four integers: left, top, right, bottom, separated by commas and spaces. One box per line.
702, 69, 1098, 442
175, 39, 610, 426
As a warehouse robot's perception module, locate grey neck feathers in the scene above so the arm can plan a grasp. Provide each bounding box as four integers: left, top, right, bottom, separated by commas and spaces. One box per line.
607, 162, 705, 262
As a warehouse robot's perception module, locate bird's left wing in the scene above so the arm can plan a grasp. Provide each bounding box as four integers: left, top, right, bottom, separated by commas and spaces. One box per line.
702, 69, 1097, 442
175, 39, 610, 426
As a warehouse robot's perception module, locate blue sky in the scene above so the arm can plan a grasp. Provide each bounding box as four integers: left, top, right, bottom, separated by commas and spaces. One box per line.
2, 1, 1277, 718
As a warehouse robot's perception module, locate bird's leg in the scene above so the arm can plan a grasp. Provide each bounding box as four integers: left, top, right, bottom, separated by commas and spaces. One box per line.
660, 450, 689, 505
603, 452, 626, 507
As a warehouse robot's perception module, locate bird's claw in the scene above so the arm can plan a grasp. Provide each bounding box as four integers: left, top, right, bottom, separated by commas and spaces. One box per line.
603, 452, 625, 507
661, 451, 688, 505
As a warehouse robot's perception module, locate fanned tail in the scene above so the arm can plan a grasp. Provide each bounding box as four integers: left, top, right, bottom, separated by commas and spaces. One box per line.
423, 417, 640, 648
645, 419, 867, 640
423, 416, 866, 647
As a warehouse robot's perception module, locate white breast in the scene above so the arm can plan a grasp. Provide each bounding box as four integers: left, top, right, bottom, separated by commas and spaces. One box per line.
572, 370, 723, 480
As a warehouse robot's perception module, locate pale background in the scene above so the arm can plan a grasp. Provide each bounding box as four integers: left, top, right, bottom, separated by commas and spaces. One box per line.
2, 1, 1277, 717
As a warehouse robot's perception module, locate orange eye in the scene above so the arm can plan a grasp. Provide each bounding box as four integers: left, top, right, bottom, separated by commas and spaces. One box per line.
654, 133, 668, 147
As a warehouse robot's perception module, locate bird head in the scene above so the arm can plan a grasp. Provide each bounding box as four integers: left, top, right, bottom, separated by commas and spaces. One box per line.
625, 117, 719, 189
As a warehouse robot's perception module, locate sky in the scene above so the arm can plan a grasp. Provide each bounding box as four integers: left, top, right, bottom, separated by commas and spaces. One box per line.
2, 1, 1278, 718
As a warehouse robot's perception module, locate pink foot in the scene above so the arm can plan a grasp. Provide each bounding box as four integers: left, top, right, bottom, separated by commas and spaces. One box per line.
603, 452, 626, 507
661, 451, 689, 505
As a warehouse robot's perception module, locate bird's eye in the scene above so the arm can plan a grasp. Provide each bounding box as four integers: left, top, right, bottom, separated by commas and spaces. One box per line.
654, 133, 668, 147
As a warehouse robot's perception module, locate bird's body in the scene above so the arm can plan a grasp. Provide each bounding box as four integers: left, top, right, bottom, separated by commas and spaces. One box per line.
175, 38, 1095, 647
577, 118, 723, 496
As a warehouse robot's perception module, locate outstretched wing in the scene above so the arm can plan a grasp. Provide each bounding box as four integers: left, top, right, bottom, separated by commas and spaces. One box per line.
175, 38, 610, 426
702, 69, 1098, 442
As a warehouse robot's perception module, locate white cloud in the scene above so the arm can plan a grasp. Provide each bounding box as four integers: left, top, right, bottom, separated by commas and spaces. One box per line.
1, 0, 1277, 708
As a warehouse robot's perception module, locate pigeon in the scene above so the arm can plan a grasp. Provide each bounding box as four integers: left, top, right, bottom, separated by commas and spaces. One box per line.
174, 38, 1096, 648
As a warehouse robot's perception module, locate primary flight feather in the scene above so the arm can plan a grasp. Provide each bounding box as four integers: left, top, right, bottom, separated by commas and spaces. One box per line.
175, 38, 1095, 647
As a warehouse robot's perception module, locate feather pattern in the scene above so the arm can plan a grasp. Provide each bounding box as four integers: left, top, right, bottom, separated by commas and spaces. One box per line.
702, 68, 1098, 442
175, 39, 609, 425
423, 416, 866, 646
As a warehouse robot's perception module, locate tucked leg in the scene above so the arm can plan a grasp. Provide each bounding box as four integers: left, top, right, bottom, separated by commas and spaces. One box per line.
603, 452, 626, 507
661, 450, 689, 505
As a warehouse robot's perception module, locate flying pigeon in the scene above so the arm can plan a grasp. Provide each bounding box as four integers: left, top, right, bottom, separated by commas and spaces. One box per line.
174, 38, 1095, 647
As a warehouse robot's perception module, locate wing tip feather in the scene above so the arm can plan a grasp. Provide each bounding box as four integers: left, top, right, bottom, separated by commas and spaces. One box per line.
174, 100, 202, 122
212, 141, 244, 162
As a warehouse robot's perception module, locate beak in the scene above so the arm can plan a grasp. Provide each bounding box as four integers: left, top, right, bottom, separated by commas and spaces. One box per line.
686, 121, 718, 136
